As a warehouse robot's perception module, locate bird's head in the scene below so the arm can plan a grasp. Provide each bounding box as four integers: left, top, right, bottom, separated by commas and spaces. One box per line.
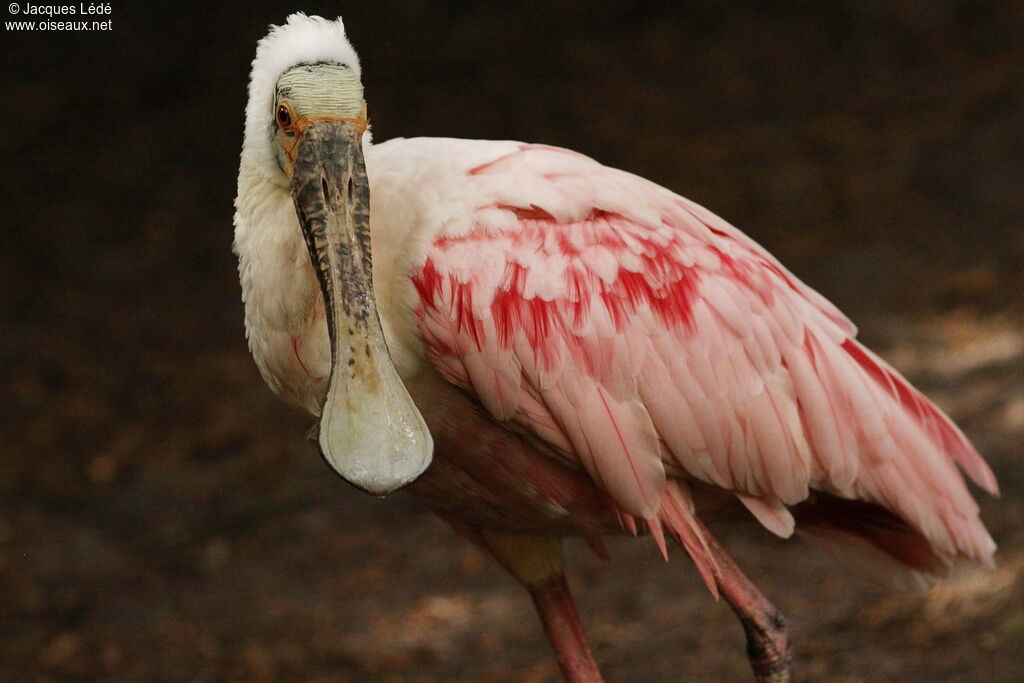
240, 14, 432, 496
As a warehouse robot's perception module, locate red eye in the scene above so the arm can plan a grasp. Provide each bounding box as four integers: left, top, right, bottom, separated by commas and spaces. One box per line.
276, 104, 292, 129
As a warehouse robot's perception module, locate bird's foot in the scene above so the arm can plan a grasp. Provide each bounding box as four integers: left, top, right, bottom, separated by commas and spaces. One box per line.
740, 607, 793, 683
696, 519, 794, 682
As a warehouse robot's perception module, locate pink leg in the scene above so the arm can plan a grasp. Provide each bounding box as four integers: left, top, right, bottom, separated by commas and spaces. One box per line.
480, 532, 603, 683
528, 573, 603, 682
702, 523, 793, 682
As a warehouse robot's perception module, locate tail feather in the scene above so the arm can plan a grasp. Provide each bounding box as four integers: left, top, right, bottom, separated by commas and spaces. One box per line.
794, 492, 954, 578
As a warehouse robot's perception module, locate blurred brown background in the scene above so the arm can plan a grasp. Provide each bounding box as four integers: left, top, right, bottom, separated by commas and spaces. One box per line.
2, 1, 1022, 680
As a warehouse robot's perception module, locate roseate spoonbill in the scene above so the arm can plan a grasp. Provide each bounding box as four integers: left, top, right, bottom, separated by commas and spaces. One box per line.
233, 14, 999, 682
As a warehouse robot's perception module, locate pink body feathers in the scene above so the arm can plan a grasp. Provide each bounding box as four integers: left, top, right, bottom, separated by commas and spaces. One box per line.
379, 139, 998, 582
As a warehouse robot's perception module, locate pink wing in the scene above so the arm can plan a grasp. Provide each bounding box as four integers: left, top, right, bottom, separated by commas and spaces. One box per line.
410, 144, 997, 570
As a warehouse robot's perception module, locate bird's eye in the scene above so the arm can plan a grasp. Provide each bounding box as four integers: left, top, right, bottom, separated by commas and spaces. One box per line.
276, 104, 292, 129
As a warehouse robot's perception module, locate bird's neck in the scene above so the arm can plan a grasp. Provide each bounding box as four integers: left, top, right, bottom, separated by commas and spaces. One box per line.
234, 162, 326, 387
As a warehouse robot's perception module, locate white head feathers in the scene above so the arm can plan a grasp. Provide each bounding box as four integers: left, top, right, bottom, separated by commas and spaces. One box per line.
242, 14, 362, 186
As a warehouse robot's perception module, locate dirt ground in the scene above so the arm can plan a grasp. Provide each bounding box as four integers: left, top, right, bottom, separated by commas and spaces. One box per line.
2, 2, 1022, 681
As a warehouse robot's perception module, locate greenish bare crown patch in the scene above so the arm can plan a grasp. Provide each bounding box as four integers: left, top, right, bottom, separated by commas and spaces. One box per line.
275, 63, 364, 121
